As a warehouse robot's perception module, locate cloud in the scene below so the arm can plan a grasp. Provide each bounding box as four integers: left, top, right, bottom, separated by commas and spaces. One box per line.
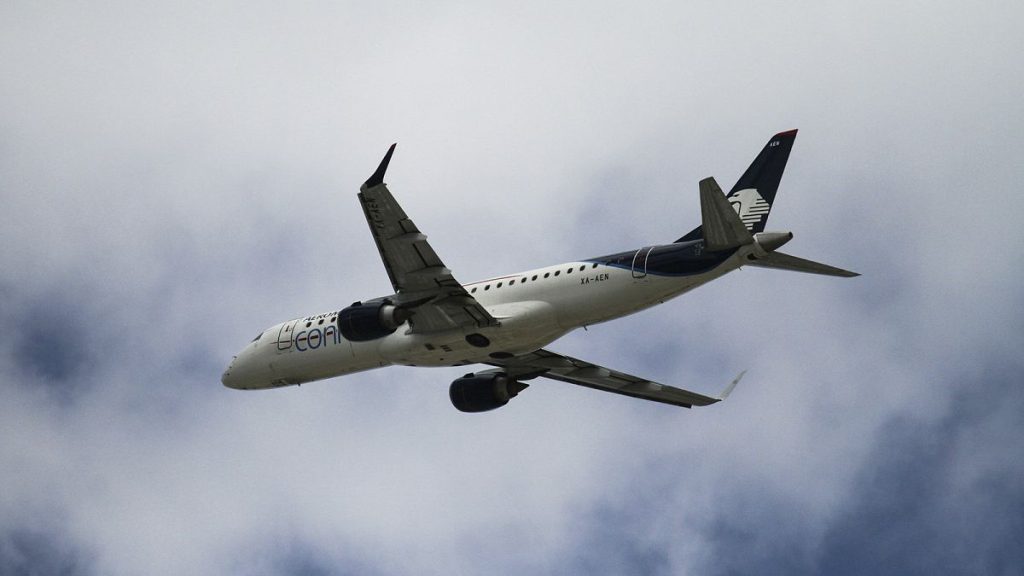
0, 528, 92, 576
6, 289, 96, 401
1, 1, 1022, 575
814, 366, 1024, 576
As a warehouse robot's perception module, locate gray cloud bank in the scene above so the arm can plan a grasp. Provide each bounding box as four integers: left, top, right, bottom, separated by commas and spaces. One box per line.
2, 1, 1022, 575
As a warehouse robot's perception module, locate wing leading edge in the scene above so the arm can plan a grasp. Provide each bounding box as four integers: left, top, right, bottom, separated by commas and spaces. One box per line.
487, 348, 743, 408
358, 144, 498, 334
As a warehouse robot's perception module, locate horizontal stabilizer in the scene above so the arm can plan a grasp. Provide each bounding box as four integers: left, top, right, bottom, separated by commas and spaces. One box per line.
747, 251, 859, 277
700, 177, 754, 251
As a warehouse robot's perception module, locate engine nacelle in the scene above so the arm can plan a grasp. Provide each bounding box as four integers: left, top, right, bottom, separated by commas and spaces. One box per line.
449, 373, 529, 413
338, 299, 406, 342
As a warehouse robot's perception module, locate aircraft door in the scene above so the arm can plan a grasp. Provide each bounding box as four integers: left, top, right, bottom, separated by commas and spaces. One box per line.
276, 320, 299, 351
631, 246, 654, 279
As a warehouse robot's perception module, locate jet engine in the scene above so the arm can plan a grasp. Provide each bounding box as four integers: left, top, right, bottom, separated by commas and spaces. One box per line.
449, 373, 529, 412
338, 299, 408, 342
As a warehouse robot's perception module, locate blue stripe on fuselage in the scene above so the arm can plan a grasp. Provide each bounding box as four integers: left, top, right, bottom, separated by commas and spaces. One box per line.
587, 241, 735, 277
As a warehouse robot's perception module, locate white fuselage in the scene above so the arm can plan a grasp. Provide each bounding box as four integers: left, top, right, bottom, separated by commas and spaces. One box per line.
221, 248, 749, 391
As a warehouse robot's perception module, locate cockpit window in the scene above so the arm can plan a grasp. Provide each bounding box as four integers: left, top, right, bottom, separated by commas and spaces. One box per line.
251, 333, 263, 342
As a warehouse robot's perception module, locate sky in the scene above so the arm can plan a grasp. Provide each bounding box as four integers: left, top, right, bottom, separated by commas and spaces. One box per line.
2, 1, 1023, 574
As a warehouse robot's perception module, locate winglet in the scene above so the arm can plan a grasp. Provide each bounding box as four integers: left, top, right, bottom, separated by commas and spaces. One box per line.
363, 143, 397, 189
718, 369, 746, 400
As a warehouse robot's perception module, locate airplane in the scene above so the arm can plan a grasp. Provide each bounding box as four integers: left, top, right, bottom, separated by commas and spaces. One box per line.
221, 130, 857, 412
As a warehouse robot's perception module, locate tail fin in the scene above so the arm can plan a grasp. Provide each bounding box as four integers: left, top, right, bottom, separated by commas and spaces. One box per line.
677, 130, 798, 242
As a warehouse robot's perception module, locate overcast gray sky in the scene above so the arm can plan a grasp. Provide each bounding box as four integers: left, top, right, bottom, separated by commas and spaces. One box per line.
2, 1, 1022, 575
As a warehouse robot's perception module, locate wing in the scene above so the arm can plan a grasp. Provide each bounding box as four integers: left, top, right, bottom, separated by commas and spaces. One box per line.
487, 348, 743, 408
358, 144, 498, 334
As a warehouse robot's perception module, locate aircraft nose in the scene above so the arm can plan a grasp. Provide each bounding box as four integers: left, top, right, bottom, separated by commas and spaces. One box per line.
221, 344, 273, 390
221, 358, 240, 389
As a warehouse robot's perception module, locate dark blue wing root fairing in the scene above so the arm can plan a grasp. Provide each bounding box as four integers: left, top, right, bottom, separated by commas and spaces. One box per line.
588, 241, 734, 277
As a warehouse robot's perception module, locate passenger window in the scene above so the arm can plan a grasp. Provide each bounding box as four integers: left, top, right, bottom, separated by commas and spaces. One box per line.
543, 273, 550, 278
532, 275, 538, 281
484, 285, 490, 290
305, 322, 311, 328
509, 279, 515, 285
521, 277, 527, 283
497, 282, 503, 288
318, 319, 324, 325
592, 263, 598, 268
554, 271, 560, 276
471, 287, 477, 293
566, 268, 572, 274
